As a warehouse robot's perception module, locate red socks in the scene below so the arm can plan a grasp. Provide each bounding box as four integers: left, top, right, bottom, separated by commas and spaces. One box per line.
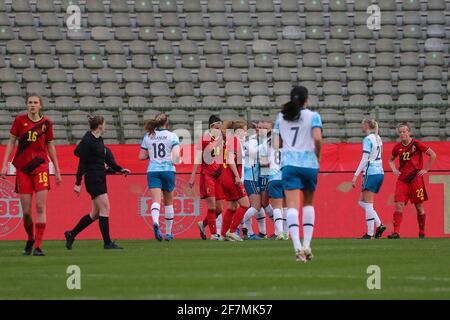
230, 206, 248, 233
207, 209, 217, 234
34, 223, 46, 249
417, 214, 426, 234
221, 209, 234, 237
203, 210, 221, 227
393, 211, 403, 233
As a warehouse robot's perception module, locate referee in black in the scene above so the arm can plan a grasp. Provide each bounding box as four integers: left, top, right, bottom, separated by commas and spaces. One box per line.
64, 115, 130, 250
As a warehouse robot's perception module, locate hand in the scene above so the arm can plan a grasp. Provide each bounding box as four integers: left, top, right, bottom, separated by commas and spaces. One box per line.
393, 169, 401, 176
121, 168, 130, 176
74, 184, 81, 196
418, 169, 428, 177
188, 176, 195, 188
351, 176, 357, 188
55, 171, 62, 186
0, 165, 7, 179
235, 176, 242, 186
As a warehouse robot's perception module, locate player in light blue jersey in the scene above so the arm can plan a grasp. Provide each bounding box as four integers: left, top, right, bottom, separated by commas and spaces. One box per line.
351, 119, 386, 239
240, 123, 263, 240
273, 85, 322, 262
139, 114, 181, 242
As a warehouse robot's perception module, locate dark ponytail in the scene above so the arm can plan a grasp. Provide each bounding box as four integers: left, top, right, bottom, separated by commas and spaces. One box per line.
282, 85, 308, 121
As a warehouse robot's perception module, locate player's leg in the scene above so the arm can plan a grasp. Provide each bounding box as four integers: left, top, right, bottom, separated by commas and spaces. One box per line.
359, 191, 376, 238
95, 193, 121, 249
282, 198, 289, 240
162, 172, 175, 241
215, 199, 224, 236
389, 179, 408, 238
243, 193, 261, 239
271, 198, 284, 239
19, 192, 34, 255
256, 182, 269, 238
302, 188, 315, 259
65, 199, 99, 249
228, 195, 250, 240
149, 187, 163, 241
33, 190, 48, 255
415, 203, 426, 238
222, 200, 237, 240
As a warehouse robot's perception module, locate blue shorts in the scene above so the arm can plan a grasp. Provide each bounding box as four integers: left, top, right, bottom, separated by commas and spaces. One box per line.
281, 166, 318, 192
244, 180, 260, 195
362, 174, 384, 193
259, 176, 269, 193
268, 180, 284, 199
147, 171, 175, 192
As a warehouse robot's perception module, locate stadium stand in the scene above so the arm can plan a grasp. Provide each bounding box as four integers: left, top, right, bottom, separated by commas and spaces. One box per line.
0, 0, 450, 144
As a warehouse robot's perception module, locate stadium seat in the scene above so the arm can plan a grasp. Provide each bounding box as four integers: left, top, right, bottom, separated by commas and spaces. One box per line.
23, 68, 43, 82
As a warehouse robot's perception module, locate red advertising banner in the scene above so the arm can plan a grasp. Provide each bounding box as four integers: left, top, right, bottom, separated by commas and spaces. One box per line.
1, 143, 449, 240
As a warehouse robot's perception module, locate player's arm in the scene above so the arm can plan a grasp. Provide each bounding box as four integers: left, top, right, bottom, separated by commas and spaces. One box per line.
1, 134, 17, 179
172, 144, 181, 164
105, 147, 130, 175
47, 141, 62, 185
352, 152, 370, 188
189, 145, 202, 187
227, 149, 242, 185
388, 154, 400, 176
138, 148, 149, 160
312, 127, 322, 162
418, 148, 437, 176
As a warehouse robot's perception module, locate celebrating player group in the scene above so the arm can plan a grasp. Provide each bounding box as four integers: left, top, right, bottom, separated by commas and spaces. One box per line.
0, 87, 437, 262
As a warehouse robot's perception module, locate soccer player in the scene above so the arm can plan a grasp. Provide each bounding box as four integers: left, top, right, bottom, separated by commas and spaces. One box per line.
241, 122, 263, 240
219, 120, 250, 241
64, 115, 130, 250
189, 115, 225, 240
255, 121, 275, 238
273, 85, 322, 262
139, 114, 180, 241
1, 94, 62, 256
387, 122, 436, 239
351, 119, 386, 239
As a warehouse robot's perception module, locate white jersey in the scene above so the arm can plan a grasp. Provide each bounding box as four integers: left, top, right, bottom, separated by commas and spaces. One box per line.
141, 129, 180, 172
362, 133, 384, 176
268, 146, 282, 181
243, 135, 259, 182
274, 109, 323, 169
258, 134, 272, 177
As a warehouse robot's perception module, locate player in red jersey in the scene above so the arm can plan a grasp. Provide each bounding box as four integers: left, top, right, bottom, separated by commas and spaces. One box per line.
219, 120, 250, 241
387, 122, 436, 239
1, 94, 62, 256
189, 115, 225, 240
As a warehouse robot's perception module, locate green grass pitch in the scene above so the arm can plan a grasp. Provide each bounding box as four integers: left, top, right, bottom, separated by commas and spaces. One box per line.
1, 239, 449, 299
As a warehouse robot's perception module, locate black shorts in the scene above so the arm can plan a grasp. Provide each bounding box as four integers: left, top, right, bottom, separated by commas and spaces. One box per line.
85, 172, 107, 200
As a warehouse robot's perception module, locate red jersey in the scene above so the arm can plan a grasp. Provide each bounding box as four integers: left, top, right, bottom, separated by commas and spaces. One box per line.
10, 114, 53, 175
198, 131, 223, 178
392, 139, 429, 183
223, 135, 243, 178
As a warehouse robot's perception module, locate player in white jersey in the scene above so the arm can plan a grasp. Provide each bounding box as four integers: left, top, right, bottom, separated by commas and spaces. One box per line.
241, 123, 263, 240
352, 119, 386, 239
273, 85, 322, 262
139, 114, 180, 241
266, 135, 289, 240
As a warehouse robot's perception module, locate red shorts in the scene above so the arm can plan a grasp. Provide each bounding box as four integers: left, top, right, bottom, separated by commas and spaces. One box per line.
394, 175, 428, 204
220, 171, 247, 201
15, 170, 51, 194
200, 173, 225, 200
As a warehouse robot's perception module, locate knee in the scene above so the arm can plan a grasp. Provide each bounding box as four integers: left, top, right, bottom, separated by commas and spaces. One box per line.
416, 206, 425, 215
358, 200, 366, 209
36, 203, 46, 215
395, 203, 404, 212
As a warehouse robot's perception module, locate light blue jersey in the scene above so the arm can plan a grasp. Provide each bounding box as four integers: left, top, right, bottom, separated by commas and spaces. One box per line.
274, 110, 323, 169
141, 129, 180, 172
362, 133, 384, 176
268, 146, 282, 182
243, 135, 259, 182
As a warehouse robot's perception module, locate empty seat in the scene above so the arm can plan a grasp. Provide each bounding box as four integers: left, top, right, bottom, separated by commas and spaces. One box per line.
174, 82, 194, 96
273, 68, 292, 81
423, 80, 443, 94
306, 12, 325, 26
254, 54, 273, 68
230, 54, 249, 68
108, 55, 128, 69
185, 12, 203, 26
225, 82, 246, 96
84, 55, 104, 69
136, 12, 155, 26
425, 52, 444, 66
91, 26, 113, 41
31, 40, 52, 54
423, 66, 443, 80
198, 68, 218, 82
163, 27, 182, 41
321, 67, 341, 81
135, 0, 153, 12
280, 0, 299, 11
400, 52, 419, 66
209, 12, 227, 26
15, 12, 34, 26
235, 26, 254, 40
6, 40, 26, 54
305, 26, 325, 39
132, 55, 152, 69
180, 40, 198, 54
51, 83, 74, 96
187, 26, 206, 40
326, 40, 345, 53
375, 53, 395, 67
35, 54, 56, 69
10, 54, 30, 68
298, 67, 318, 81
148, 69, 167, 82
18, 27, 39, 41
398, 94, 418, 104
123, 69, 144, 83
327, 53, 346, 67
425, 38, 444, 52
42, 27, 63, 41
206, 54, 225, 68
304, 0, 323, 11
80, 97, 102, 110
427, 25, 446, 38
0, 26, 14, 41
200, 82, 220, 96
76, 83, 96, 96
251, 96, 271, 107
126, 83, 147, 96
347, 67, 367, 81
228, 40, 247, 54
156, 55, 176, 69
330, 26, 349, 39
403, 25, 422, 38
150, 83, 171, 96
1, 83, 23, 96
47, 69, 68, 82
105, 40, 125, 55
121, 110, 140, 125
12, 0, 31, 12
0, 68, 17, 82
421, 108, 441, 121
398, 80, 418, 94
56, 40, 76, 54
223, 68, 242, 82
403, 11, 421, 25
36, 0, 56, 12
347, 81, 367, 95
248, 68, 267, 82
88, 13, 107, 27
279, 53, 298, 67
115, 27, 135, 41
128, 96, 149, 109
161, 12, 180, 27
129, 40, 150, 55
98, 69, 118, 82
281, 12, 300, 26
398, 66, 417, 80
101, 83, 122, 97
23, 68, 42, 82
104, 97, 124, 108
173, 68, 193, 82
322, 81, 342, 96
372, 81, 393, 95
181, 54, 200, 68
86, 0, 105, 12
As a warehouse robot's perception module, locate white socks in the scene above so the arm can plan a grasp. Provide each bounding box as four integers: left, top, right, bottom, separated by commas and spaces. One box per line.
358, 201, 381, 236
264, 205, 274, 221
151, 202, 160, 226
302, 206, 315, 249
216, 212, 222, 234
282, 208, 288, 233
273, 208, 283, 235
256, 208, 266, 235
164, 205, 174, 235
287, 208, 302, 251
244, 207, 258, 235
